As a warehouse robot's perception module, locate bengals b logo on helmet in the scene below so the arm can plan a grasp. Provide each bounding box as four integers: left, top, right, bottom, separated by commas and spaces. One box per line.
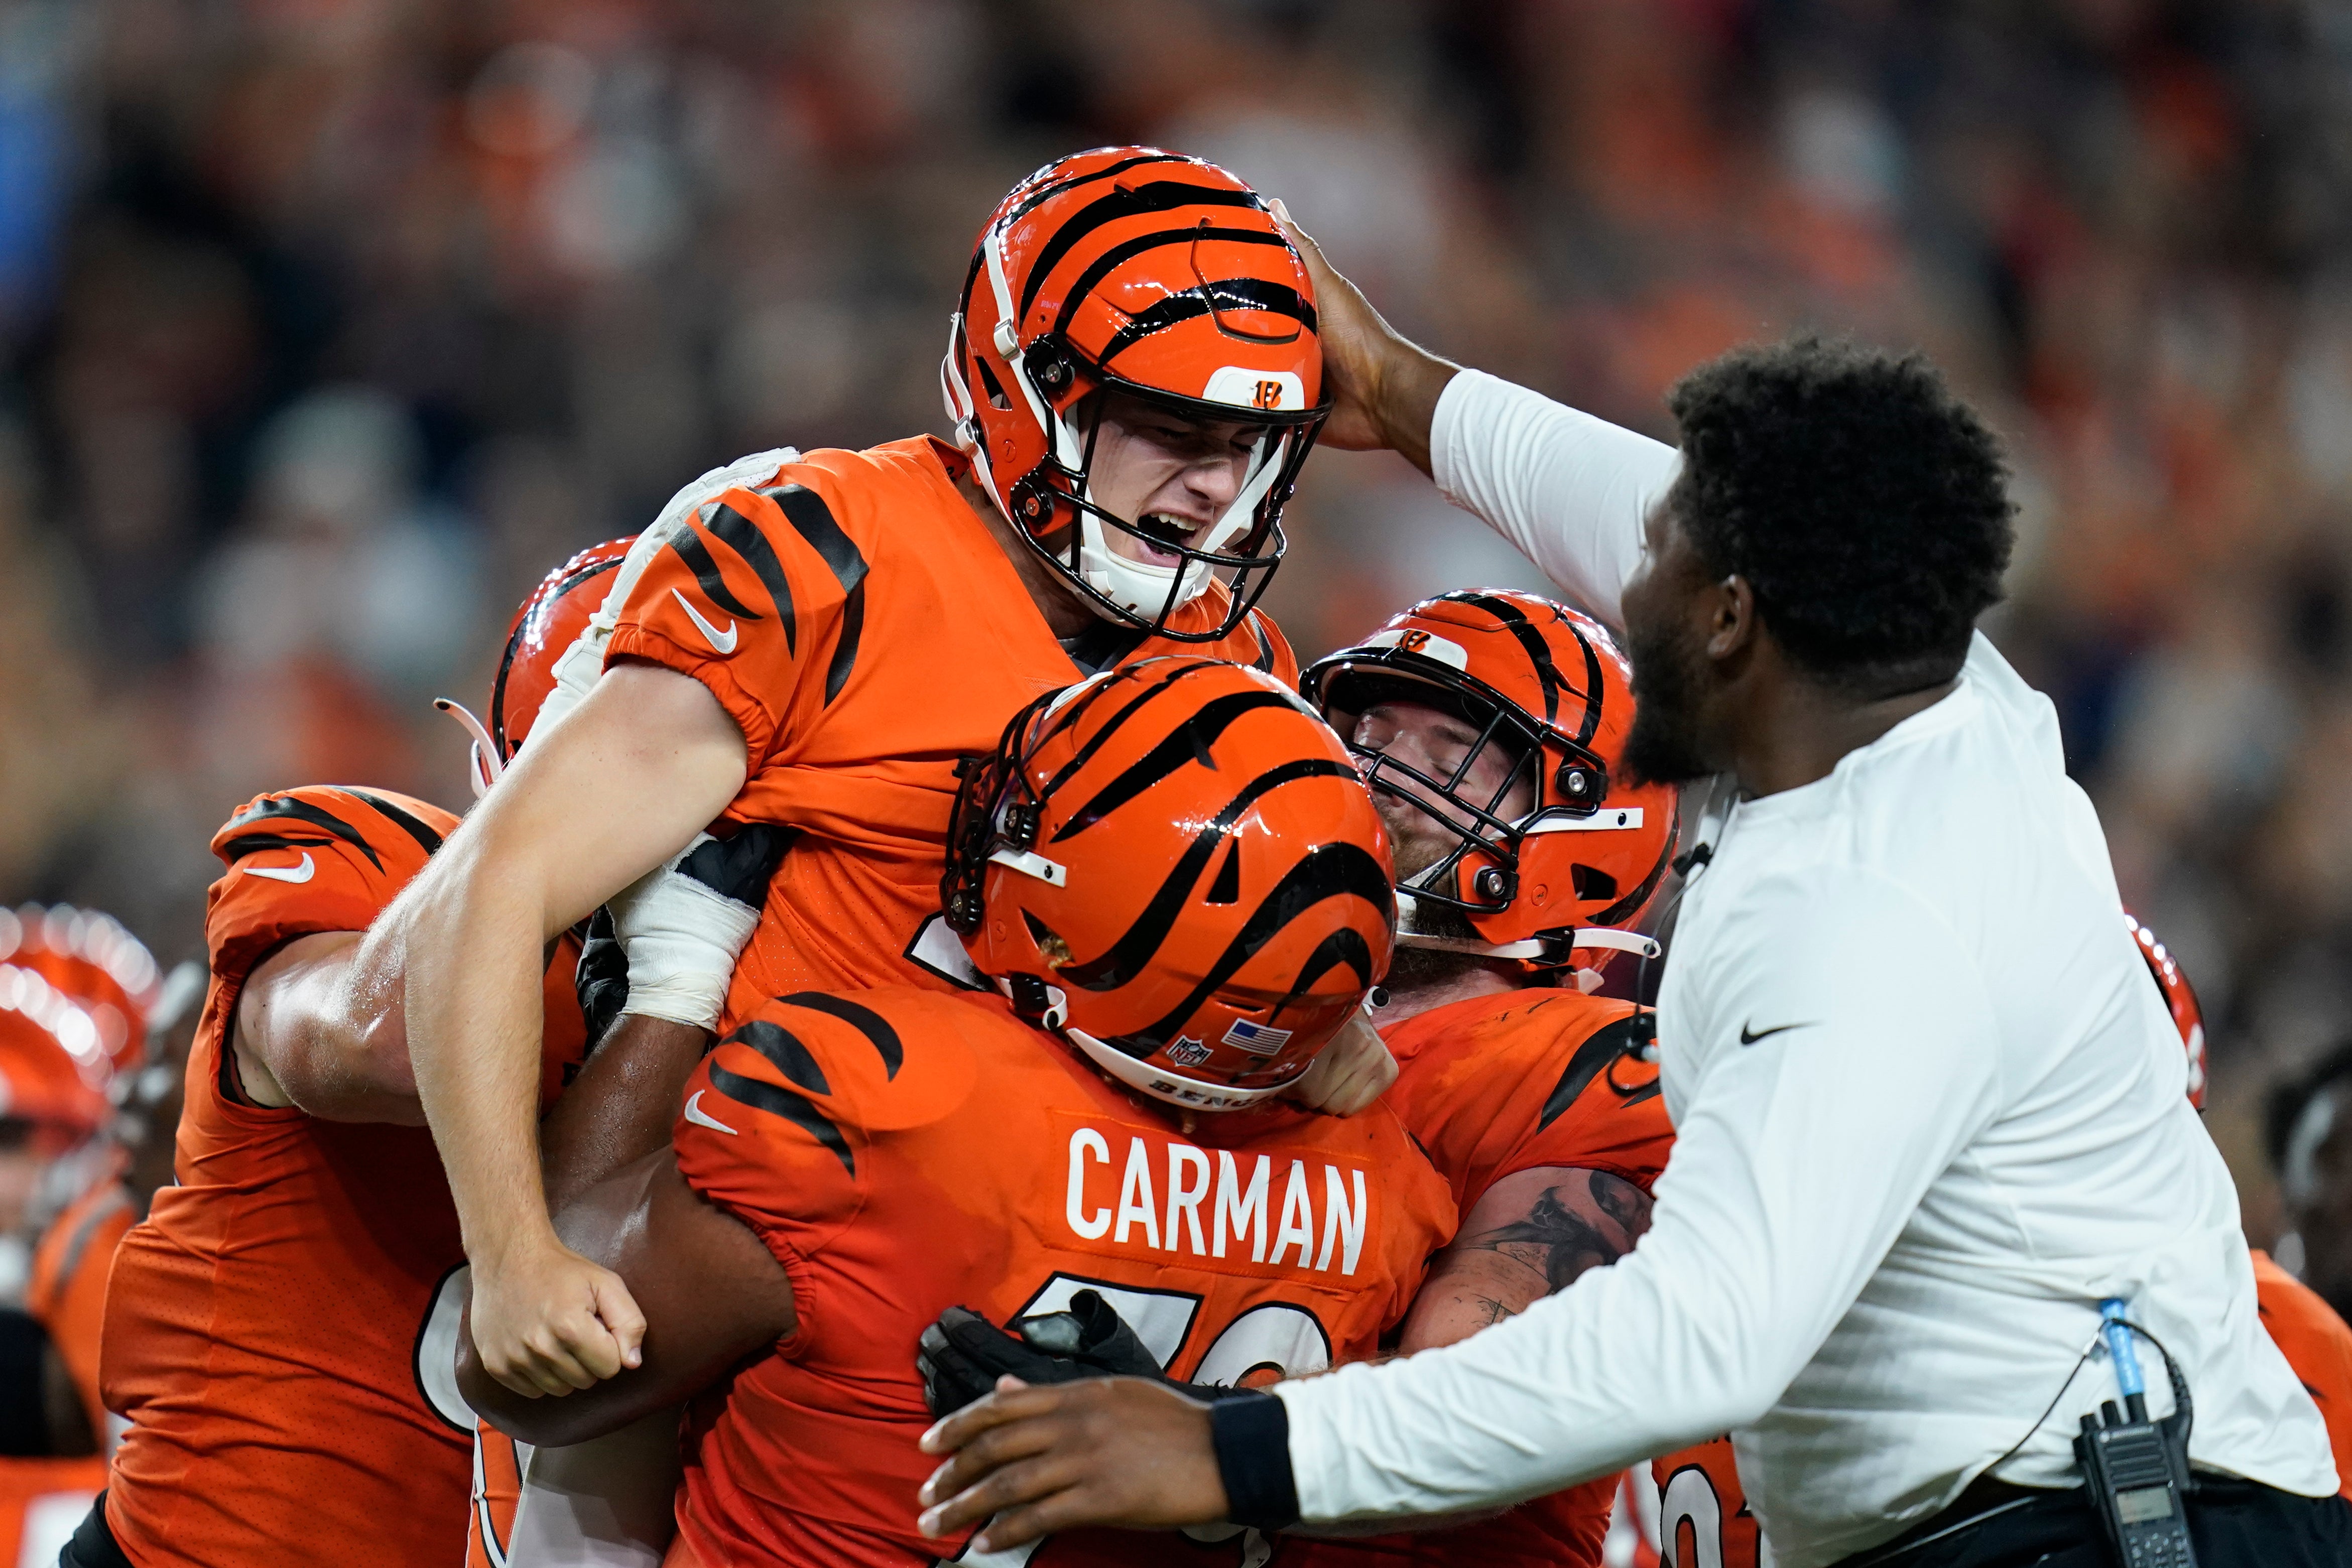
945, 658, 1393, 1111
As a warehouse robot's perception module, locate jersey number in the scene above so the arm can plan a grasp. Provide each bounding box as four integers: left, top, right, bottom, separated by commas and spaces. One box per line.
1658, 1461, 1725, 1568
939, 1274, 1332, 1568
415, 1263, 480, 1432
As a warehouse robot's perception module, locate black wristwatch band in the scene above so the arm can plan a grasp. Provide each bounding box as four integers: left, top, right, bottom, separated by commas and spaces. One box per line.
1209, 1389, 1302, 1531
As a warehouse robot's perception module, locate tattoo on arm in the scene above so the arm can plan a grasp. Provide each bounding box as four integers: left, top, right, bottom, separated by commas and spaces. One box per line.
1471, 1294, 1519, 1326
1469, 1170, 1654, 1294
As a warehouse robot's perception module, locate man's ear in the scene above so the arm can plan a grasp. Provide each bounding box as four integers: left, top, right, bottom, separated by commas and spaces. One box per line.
1703, 575, 1759, 662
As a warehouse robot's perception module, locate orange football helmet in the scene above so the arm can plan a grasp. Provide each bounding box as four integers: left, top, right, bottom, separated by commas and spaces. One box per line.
1302, 590, 1677, 977
943, 657, 1393, 1111
2128, 912, 2207, 1111
941, 147, 1327, 640
0, 965, 110, 1144
438, 537, 636, 795
0, 904, 160, 1078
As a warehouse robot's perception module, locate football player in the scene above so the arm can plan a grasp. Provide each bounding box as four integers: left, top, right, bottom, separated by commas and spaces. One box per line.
0, 992, 111, 1568
918, 591, 1726, 1567
55, 543, 780, 1568
376, 146, 1401, 1404
1281, 589, 1692, 1568
458, 658, 1456, 1567
0, 951, 198, 1568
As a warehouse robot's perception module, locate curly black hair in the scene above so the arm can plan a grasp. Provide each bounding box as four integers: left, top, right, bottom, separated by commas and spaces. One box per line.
1667, 337, 2016, 693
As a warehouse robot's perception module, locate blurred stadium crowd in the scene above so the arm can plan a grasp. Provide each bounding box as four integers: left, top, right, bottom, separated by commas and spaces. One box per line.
5, 0, 2352, 1221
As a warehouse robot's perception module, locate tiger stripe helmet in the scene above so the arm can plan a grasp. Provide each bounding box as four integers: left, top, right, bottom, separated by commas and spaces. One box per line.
2128, 912, 2208, 1111
941, 147, 1328, 642
943, 657, 1393, 1111
1301, 590, 1677, 975
437, 538, 635, 796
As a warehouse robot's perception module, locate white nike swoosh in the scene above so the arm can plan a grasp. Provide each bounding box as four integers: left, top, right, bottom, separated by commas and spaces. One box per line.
671, 588, 738, 655
241, 852, 316, 884
683, 1089, 738, 1136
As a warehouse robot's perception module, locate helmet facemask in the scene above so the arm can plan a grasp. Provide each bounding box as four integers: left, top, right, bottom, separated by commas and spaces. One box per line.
940, 153, 1329, 645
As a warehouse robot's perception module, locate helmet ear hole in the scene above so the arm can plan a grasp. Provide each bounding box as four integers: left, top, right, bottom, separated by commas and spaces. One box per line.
1570, 864, 1618, 902
1206, 840, 1243, 905
1021, 908, 1072, 966
975, 355, 1012, 412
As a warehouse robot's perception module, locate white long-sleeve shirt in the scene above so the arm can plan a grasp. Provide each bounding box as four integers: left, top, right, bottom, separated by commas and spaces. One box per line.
1270, 370, 2337, 1567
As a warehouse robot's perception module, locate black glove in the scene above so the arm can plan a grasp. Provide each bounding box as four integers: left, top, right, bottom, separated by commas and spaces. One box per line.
575, 906, 629, 1051
918, 1289, 1248, 1418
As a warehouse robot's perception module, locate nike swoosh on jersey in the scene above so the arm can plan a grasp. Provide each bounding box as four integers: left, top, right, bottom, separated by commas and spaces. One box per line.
671, 587, 739, 655
241, 852, 316, 884
1739, 1020, 1813, 1047
683, 1089, 738, 1136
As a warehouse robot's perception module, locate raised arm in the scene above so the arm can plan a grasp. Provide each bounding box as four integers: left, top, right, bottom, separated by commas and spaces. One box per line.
367, 661, 746, 1399
1273, 205, 1676, 628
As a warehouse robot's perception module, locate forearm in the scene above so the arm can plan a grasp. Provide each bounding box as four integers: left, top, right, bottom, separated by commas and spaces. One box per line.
1429, 370, 1678, 629
541, 1014, 711, 1211
391, 840, 565, 1265
1274, 893, 2005, 1523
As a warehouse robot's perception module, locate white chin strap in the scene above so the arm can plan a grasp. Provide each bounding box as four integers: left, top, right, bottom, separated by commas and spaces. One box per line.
1064, 1026, 1284, 1112
1394, 891, 1661, 965
1068, 415, 1281, 626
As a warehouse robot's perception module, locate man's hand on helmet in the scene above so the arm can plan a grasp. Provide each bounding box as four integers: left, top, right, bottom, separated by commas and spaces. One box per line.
1270, 199, 1458, 472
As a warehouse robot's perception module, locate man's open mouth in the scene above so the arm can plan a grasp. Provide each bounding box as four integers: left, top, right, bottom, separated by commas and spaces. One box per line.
1131, 512, 1200, 568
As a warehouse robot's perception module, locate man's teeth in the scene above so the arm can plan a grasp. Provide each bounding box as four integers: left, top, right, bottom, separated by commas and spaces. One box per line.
1138, 513, 1193, 546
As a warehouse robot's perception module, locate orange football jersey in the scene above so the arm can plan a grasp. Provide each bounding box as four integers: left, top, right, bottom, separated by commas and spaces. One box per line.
665, 986, 1453, 1568
601, 436, 1295, 1013
100, 785, 588, 1568
2253, 1248, 2352, 1502
1286, 988, 1676, 1568
27, 1160, 135, 1444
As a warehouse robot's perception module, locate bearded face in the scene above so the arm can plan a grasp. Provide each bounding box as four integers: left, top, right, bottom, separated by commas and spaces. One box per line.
1622, 605, 1715, 788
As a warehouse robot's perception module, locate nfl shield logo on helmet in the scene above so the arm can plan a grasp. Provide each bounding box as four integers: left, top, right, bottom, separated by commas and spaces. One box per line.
1166, 1037, 1213, 1067
1221, 1019, 1292, 1057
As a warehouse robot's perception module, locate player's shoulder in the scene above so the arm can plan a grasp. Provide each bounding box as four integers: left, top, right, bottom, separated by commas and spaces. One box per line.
1394, 988, 1657, 1123
705, 985, 1025, 1139
206, 784, 452, 961
210, 783, 452, 871
743, 436, 967, 543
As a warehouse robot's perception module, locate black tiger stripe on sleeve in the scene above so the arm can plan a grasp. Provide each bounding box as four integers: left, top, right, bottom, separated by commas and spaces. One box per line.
341, 790, 445, 857
218, 795, 384, 871
757, 485, 870, 705
1537, 1014, 1661, 1131
669, 517, 766, 625
708, 1062, 853, 1177
702, 500, 800, 647
777, 994, 904, 1080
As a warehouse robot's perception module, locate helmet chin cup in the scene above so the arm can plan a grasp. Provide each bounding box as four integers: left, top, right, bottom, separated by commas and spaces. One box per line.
1064, 1025, 1286, 1112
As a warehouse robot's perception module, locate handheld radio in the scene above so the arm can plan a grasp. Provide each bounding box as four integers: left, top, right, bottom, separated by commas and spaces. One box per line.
2073, 1298, 2198, 1568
